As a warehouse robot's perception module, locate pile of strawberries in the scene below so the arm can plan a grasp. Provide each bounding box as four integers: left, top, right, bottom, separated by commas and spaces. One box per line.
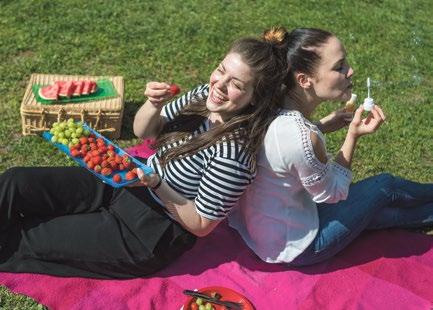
69, 134, 138, 183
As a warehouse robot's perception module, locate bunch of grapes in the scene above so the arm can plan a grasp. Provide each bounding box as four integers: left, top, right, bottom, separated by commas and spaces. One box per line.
49, 118, 90, 147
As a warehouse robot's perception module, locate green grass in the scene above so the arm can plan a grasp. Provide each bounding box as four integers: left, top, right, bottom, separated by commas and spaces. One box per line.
0, 0, 432, 308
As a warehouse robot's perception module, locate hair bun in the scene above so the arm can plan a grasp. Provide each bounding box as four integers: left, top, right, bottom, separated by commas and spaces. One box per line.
262, 26, 288, 44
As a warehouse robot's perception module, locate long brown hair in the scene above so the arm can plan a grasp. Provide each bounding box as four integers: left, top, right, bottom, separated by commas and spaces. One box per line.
153, 27, 290, 166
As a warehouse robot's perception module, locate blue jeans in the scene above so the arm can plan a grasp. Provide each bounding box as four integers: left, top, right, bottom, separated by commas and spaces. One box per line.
290, 173, 433, 266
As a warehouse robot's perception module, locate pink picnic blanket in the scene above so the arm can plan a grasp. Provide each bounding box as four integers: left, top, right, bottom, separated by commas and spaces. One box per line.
1, 141, 432, 309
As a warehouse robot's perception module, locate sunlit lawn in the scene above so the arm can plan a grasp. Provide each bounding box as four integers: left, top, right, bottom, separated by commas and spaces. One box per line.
0, 0, 432, 308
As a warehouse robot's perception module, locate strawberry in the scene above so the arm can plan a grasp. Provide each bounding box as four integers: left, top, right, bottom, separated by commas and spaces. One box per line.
92, 156, 102, 165
101, 160, 109, 168
98, 146, 107, 154
125, 170, 137, 180
84, 153, 92, 163
79, 137, 88, 145
94, 165, 102, 173
169, 84, 180, 96
107, 144, 115, 151
70, 149, 81, 157
122, 159, 131, 169
101, 167, 112, 176
109, 161, 118, 170
112, 174, 122, 183
87, 161, 95, 170
115, 155, 123, 164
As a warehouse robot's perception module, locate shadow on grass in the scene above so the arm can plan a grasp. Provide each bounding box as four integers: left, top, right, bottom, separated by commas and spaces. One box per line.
119, 100, 141, 141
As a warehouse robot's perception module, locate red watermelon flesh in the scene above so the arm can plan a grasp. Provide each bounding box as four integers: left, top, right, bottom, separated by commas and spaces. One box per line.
73, 81, 84, 96
62, 81, 76, 98
40, 80, 98, 100
39, 84, 60, 100
55, 81, 66, 96
82, 80, 91, 95
89, 81, 97, 94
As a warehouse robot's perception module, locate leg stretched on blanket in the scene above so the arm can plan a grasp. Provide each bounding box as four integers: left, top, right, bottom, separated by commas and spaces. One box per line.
291, 173, 433, 266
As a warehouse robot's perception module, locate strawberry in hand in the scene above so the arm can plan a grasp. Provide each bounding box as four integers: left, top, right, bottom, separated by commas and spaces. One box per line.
169, 84, 180, 96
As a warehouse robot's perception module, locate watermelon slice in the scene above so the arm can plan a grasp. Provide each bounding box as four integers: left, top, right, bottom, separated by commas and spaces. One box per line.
89, 81, 97, 94
39, 80, 98, 101
82, 80, 92, 95
73, 81, 84, 96
63, 81, 76, 98
39, 84, 60, 100
55, 81, 67, 96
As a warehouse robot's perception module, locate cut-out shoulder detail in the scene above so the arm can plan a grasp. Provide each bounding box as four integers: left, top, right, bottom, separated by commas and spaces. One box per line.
282, 110, 326, 171
310, 131, 328, 164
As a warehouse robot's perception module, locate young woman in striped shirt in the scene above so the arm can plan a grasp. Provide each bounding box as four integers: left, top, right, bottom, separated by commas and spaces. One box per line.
0, 32, 289, 278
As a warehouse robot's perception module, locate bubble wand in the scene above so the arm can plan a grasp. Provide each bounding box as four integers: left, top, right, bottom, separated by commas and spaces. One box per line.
363, 77, 375, 111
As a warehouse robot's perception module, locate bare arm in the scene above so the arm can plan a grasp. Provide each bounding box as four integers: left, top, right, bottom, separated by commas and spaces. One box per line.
133, 82, 173, 139
136, 170, 221, 237
315, 108, 353, 134
312, 105, 386, 169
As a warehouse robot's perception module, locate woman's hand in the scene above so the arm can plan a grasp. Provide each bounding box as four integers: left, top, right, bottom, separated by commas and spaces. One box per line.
144, 82, 174, 109
348, 105, 386, 138
128, 168, 161, 188
316, 108, 354, 133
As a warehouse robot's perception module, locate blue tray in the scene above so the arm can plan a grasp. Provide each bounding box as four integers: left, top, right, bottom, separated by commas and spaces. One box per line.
42, 123, 154, 188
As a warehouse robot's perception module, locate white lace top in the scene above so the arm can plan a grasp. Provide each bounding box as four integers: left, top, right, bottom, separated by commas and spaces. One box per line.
228, 110, 353, 263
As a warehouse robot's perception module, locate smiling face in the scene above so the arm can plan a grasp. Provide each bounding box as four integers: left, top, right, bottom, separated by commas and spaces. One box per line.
309, 36, 354, 102
206, 52, 255, 123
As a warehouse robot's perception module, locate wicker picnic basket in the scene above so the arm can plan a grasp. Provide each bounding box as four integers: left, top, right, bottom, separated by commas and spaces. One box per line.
20, 73, 124, 139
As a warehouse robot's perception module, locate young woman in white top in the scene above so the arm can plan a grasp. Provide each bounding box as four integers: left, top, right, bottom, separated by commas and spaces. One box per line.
229, 27, 433, 266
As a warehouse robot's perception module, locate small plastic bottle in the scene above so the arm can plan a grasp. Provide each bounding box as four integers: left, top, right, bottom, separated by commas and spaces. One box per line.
363, 77, 375, 111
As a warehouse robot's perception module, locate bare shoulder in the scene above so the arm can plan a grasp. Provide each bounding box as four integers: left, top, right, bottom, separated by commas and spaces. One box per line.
309, 131, 328, 164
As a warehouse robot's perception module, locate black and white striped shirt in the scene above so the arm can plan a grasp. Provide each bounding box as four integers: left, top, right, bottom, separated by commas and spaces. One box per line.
148, 84, 256, 220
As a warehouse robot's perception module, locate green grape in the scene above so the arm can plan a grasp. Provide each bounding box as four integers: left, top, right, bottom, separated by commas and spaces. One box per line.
50, 128, 56, 134
71, 133, 78, 139
67, 118, 74, 124
57, 132, 65, 139
59, 123, 66, 130
196, 298, 203, 305
52, 122, 59, 128
51, 136, 58, 143
204, 303, 212, 310
76, 121, 83, 127
83, 129, 90, 136
62, 138, 69, 145
72, 138, 79, 145
64, 130, 71, 138
75, 127, 83, 135
198, 305, 206, 310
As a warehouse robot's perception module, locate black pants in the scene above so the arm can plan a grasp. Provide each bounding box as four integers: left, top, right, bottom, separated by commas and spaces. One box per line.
0, 167, 196, 279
